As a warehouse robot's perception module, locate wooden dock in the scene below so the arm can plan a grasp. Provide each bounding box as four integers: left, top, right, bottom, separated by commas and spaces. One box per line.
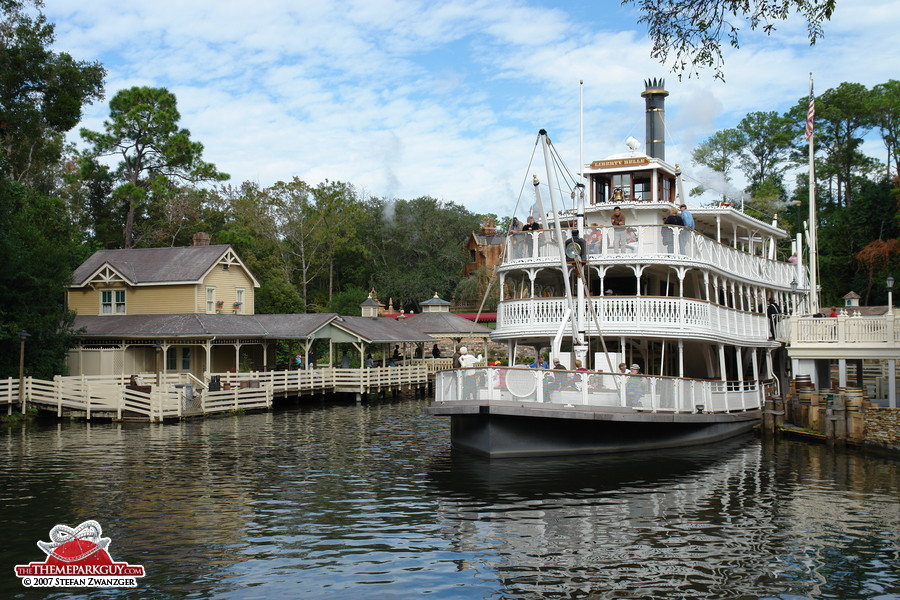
1, 364, 436, 422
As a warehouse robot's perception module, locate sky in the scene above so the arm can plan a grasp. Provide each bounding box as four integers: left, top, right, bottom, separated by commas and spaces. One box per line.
42, 0, 900, 218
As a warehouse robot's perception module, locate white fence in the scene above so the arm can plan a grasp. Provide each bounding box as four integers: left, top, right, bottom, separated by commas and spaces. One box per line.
435, 367, 765, 414
777, 314, 899, 345
497, 296, 767, 343
1, 364, 430, 420
505, 226, 797, 288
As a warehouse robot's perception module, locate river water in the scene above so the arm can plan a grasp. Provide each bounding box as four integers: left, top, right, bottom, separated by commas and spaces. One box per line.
1, 395, 898, 599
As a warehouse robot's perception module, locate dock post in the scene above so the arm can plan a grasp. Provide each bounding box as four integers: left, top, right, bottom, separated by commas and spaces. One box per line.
825, 391, 847, 447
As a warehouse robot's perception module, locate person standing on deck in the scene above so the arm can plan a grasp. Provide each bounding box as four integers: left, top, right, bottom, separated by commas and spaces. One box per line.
626, 364, 647, 407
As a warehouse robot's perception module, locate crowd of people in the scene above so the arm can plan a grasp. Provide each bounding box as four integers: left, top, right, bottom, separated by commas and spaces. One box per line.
508, 202, 695, 256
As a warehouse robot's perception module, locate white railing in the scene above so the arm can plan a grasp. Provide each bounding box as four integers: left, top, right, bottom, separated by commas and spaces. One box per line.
1, 364, 431, 419
496, 296, 767, 343
777, 314, 899, 346
435, 368, 764, 414
505, 227, 798, 288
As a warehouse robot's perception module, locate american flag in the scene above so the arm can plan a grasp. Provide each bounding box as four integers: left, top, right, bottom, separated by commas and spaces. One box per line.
804, 80, 815, 142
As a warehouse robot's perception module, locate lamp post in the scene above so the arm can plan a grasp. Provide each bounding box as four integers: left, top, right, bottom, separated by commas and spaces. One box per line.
888, 276, 895, 314
790, 278, 798, 314
17, 330, 31, 413
154, 344, 163, 386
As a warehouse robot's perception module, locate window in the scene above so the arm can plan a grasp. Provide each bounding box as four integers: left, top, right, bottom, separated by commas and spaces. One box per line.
101, 289, 126, 314
165, 348, 191, 371
611, 174, 632, 201
206, 287, 216, 313
235, 288, 245, 313
633, 176, 650, 201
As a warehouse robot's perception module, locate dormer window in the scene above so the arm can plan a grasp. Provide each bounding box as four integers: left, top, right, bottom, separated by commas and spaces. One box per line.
101, 289, 126, 314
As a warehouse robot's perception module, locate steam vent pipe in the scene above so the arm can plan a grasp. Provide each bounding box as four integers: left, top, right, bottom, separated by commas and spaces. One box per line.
641, 78, 668, 161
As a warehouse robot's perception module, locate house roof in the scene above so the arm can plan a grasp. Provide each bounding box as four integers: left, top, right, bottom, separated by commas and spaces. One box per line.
330, 316, 436, 344
73, 313, 338, 339
470, 233, 506, 246
400, 311, 493, 337
420, 293, 451, 306
71, 244, 259, 288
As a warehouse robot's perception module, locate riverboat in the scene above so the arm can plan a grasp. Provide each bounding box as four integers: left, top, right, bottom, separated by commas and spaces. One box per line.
426, 79, 801, 457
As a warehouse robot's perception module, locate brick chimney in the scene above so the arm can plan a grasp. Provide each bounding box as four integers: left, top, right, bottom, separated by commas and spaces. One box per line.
192, 232, 211, 246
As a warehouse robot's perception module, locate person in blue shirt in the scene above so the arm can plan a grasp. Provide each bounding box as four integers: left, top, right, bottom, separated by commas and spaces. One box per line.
529, 356, 548, 368
679, 204, 694, 229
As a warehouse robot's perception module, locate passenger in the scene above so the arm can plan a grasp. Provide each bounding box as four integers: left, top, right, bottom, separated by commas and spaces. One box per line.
662, 206, 683, 253
522, 216, 541, 231
364, 354, 375, 368
618, 362, 628, 373
587, 224, 603, 254
625, 364, 646, 408
341, 351, 350, 369
529, 356, 548, 369
679, 203, 694, 229
431, 343, 441, 359
829, 307, 839, 317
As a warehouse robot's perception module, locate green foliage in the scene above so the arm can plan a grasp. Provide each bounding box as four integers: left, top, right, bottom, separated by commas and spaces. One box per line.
326, 285, 369, 316
626, 0, 836, 80
360, 196, 481, 310
0, 1, 105, 188
80, 86, 228, 247
0, 180, 83, 378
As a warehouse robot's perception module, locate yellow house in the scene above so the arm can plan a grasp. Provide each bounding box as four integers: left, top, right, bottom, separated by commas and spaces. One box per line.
69, 233, 258, 317
66, 233, 443, 381
67, 233, 277, 378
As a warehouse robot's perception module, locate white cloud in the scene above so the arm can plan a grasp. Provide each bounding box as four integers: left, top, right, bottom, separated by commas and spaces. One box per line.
45, 0, 900, 218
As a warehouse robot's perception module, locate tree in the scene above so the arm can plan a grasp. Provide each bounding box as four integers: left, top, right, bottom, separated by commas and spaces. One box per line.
0, 0, 105, 188
0, 180, 86, 378
791, 82, 876, 207
626, 0, 837, 79
871, 80, 900, 178
362, 196, 481, 310
80, 86, 228, 248
735, 111, 795, 191
691, 128, 746, 202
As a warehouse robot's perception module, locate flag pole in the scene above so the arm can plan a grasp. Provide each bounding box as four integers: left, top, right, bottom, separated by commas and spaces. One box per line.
806, 73, 819, 315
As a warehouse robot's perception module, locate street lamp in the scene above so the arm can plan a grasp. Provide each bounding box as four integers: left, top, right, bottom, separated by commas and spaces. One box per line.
888, 276, 895, 314
154, 344, 163, 386
790, 278, 798, 314
17, 330, 31, 413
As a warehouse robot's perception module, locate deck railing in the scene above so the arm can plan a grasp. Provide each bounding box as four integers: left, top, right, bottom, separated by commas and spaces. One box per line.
1, 364, 431, 420
505, 226, 798, 288
435, 368, 764, 414
776, 313, 898, 346
496, 296, 767, 343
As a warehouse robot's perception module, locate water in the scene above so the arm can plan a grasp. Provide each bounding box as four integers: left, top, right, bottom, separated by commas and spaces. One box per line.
1, 395, 898, 599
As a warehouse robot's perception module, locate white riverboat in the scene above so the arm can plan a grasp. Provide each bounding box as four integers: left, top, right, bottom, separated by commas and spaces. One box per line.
426, 79, 802, 457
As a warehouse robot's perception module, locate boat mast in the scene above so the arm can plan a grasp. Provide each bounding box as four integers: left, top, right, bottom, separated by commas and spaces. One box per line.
806, 74, 820, 315
537, 131, 583, 355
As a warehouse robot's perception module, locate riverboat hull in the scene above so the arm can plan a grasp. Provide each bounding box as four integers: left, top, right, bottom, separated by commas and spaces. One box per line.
425, 401, 760, 458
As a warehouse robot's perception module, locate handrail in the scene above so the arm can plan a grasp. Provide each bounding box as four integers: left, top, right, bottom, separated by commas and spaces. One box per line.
495, 296, 768, 343
504, 226, 799, 289
434, 367, 766, 414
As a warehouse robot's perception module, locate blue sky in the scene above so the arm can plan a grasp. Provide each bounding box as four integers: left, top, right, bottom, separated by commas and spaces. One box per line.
43, 0, 900, 218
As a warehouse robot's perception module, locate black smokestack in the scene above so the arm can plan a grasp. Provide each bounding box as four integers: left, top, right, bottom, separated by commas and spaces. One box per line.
641, 78, 669, 161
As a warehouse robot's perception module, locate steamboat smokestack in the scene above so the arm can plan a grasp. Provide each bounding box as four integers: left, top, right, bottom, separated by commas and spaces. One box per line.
641, 78, 668, 161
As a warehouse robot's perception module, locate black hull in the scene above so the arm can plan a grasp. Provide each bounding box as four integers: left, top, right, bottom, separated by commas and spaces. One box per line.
428, 403, 760, 458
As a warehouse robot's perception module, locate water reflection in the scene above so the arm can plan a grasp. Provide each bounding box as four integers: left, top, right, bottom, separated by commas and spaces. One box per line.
0, 397, 897, 600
